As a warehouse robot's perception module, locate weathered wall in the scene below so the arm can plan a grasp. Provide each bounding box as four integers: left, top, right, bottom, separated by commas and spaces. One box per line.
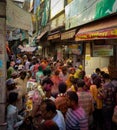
0, 0, 7, 130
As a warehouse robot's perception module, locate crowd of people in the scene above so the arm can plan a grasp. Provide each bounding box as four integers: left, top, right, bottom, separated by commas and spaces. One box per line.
6, 53, 117, 130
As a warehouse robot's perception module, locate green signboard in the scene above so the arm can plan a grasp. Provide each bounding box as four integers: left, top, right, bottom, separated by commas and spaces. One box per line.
65, 0, 117, 30
41, 0, 50, 27
93, 45, 113, 57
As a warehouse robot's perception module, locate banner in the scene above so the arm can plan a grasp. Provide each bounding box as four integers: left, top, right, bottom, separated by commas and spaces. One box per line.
50, 14, 65, 30
18, 45, 36, 52
65, 0, 117, 30
41, 0, 50, 27
50, 0, 64, 19
34, 0, 40, 14
75, 28, 117, 41
6, 0, 33, 31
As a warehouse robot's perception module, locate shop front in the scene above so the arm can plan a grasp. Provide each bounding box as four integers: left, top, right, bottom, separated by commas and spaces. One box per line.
61, 28, 84, 67
75, 15, 117, 78
36, 30, 49, 57
48, 31, 62, 60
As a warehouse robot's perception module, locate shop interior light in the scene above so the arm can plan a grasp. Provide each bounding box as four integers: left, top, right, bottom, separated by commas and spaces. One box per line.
13, 0, 25, 3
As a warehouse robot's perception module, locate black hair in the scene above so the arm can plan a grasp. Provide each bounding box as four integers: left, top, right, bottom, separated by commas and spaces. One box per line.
8, 92, 18, 104
43, 69, 51, 76
54, 70, 60, 75
58, 82, 67, 93
100, 71, 105, 76
102, 73, 110, 79
93, 77, 101, 88
76, 79, 85, 88
67, 91, 78, 103
38, 66, 43, 71
41, 99, 56, 113
20, 70, 27, 76
41, 77, 53, 86
95, 68, 101, 72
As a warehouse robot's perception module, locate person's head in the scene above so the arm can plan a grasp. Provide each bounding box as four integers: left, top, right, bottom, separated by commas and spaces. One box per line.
58, 82, 67, 93
38, 120, 59, 130
70, 76, 77, 84
69, 67, 75, 74
66, 91, 78, 109
93, 77, 102, 88
27, 70, 32, 79
38, 65, 43, 71
43, 69, 47, 76
8, 92, 18, 104
44, 69, 51, 77
102, 73, 110, 81
10, 61, 15, 67
95, 68, 101, 75
41, 77, 53, 92
79, 70, 86, 79
20, 70, 27, 80
54, 69, 60, 76
76, 79, 85, 88
40, 99, 56, 120
100, 71, 105, 76
11, 72, 18, 79
62, 66, 67, 74
91, 73, 98, 81
6, 78, 16, 91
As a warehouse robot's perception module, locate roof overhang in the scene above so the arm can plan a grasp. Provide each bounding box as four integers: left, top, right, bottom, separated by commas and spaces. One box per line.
75, 15, 117, 41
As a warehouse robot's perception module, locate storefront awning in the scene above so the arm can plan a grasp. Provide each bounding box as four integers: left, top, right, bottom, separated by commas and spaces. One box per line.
61, 29, 76, 40
75, 27, 117, 41
48, 31, 60, 40
75, 16, 117, 41
37, 31, 47, 40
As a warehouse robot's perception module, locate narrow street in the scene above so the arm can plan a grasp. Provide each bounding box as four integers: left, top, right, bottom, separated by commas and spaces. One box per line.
0, 0, 117, 130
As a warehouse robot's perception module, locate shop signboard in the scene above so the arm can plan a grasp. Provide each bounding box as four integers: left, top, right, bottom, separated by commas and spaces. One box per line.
50, 0, 64, 19
68, 44, 83, 55
75, 27, 117, 41
48, 33, 60, 40
61, 29, 76, 40
41, 0, 50, 26
92, 45, 113, 57
50, 14, 65, 30
65, 0, 117, 30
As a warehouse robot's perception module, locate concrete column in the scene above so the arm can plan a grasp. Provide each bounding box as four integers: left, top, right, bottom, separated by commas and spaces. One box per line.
0, 0, 7, 130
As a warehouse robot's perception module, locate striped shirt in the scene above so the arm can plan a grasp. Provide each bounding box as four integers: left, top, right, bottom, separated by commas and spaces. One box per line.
65, 107, 88, 130
77, 91, 94, 117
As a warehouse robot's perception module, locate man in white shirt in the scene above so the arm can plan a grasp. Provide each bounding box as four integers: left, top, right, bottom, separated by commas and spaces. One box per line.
40, 99, 66, 130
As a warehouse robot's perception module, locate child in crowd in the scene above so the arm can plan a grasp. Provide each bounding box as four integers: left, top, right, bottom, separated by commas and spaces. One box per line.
6, 92, 24, 130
